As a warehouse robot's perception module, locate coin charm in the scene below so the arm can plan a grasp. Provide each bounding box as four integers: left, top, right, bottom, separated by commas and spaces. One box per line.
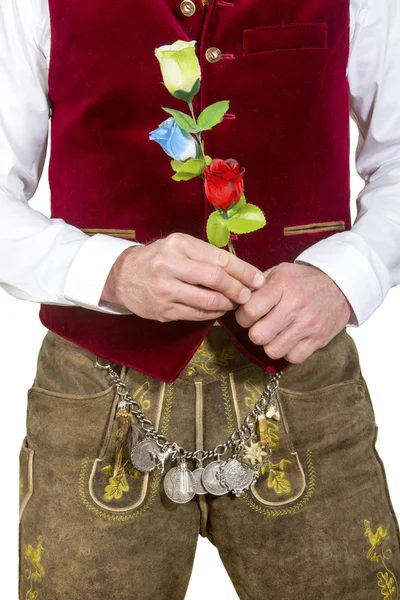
202, 460, 229, 496
130, 438, 160, 472
193, 467, 208, 495
164, 460, 197, 504
220, 457, 259, 497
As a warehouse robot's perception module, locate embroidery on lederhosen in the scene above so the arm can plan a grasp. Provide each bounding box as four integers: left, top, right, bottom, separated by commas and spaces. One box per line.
242, 379, 293, 496
364, 520, 399, 599
187, 341, 236, 377
227, 373, 311, 512
23, 535, 45, 600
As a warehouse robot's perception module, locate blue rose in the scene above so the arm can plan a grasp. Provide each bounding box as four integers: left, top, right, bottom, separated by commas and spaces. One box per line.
149, 117, 198, 161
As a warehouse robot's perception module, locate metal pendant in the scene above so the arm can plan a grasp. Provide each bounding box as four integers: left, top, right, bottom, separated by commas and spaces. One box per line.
202, 460, 229, 496
239, 438, 270, 469
164, 460, 197, 504
130, 438, 160, 472
220, 457, 259, 497
193, 467, 208, 495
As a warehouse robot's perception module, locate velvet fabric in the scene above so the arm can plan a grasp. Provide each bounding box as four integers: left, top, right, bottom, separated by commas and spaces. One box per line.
41, 0, 351, 382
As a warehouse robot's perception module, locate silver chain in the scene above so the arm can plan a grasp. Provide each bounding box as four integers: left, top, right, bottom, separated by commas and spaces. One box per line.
95, 357, 283, 463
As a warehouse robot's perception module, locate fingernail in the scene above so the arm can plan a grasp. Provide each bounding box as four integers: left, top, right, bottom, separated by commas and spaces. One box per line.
239, 288, 251, 303
253, 273, 265, 287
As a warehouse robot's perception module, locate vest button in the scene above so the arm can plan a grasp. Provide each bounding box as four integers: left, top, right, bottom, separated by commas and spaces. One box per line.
205, 47, 222, 63
180, 0, 196, 16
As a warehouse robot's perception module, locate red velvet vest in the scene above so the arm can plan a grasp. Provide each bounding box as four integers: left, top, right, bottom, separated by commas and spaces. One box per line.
41, 0, 351, 382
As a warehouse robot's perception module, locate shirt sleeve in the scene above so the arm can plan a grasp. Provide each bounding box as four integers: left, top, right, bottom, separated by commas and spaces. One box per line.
0, 0, 139, 315
294, 0, 400, 328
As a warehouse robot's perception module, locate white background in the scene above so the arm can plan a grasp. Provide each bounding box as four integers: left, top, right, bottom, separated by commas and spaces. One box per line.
1, 120, 399, 598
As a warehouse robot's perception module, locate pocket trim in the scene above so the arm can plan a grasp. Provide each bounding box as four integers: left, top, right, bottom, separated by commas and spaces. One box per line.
80, 382, 174, 518
278, 378, 367, 400
241, 449, 317, 517
283, 220, 345, 236
19, 440, 34, 521
28, 384, 117, 402
229, 372, 309, 509
80, 228, 136, 239
243, 21, 328, 56
88, 382, 166, 513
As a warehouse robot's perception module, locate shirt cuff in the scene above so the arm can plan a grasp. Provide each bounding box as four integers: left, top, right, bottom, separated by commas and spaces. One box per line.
293, 237, 385, 328
64, 233, 141, 314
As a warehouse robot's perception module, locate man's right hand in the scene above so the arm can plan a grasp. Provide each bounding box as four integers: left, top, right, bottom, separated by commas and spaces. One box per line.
101, 233, 265, 322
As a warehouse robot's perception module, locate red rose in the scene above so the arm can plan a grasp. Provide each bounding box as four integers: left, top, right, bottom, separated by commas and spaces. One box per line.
204, 158, 245, 210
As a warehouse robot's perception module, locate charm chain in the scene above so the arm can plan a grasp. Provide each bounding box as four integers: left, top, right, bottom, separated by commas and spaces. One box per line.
95, 357, 284, 463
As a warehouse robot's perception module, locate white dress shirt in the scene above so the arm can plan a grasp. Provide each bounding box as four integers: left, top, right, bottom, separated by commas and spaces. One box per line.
0, 0, 399, 326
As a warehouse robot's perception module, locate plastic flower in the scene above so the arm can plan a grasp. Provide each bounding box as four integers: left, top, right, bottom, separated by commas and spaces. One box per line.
155, 40, 201, 102
149, 117, 198, 160
204, 158, 245, 210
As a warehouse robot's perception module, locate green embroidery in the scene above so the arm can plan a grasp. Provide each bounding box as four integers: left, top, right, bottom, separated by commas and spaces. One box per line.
244, 379, 261, 408
187, 342, 236, 376
364, 520, 398, 599
241, 449, 316, 517
24, 536, 45, 599
266, 420, 280, 450
221, 373, 235, 436
265, 459, 293, 495
132, 381, 152, 411
101, 463, 142, 501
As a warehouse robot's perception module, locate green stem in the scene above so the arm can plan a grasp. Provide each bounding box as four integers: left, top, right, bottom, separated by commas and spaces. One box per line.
227, 238, 236, 256
188, 101, 207, 162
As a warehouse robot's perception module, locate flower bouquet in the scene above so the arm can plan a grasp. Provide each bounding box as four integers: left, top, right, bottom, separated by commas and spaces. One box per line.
149, 40, 267, 255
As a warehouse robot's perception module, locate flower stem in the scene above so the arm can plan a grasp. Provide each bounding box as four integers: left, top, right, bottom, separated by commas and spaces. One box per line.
188, 101, 207, 162
227, 238, 236, 256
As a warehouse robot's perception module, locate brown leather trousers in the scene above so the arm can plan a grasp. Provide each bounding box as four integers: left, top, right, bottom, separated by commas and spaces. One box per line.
19, 326, 400, 599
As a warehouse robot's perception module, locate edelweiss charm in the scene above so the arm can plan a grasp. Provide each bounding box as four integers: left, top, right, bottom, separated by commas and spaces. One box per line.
241, 439, 270, 467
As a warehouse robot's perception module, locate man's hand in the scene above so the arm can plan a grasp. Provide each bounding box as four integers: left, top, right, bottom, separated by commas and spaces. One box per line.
101, 233, 265, 322
235, 262, 353, 364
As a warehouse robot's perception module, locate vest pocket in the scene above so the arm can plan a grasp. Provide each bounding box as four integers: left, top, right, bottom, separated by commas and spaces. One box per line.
242, 22, 328, 56
19, 437, 34, 521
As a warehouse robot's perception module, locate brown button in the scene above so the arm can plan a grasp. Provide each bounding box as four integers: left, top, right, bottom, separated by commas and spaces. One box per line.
180, 0, 196, 17
205, 47, 222, 63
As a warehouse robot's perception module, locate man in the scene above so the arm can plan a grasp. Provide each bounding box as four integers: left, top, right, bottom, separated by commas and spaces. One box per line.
1, 0, 400, 598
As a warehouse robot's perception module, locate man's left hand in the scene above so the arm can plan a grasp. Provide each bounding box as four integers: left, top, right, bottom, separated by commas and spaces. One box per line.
235, 262, 353, 364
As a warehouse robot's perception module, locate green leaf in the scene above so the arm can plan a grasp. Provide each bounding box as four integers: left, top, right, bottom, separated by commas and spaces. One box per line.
227, 194, 246, 216
161, 107, 197, 133
267, 469, 292, 495
172, 158, 205, 181
205, 155, 212, 166
206, 211, 230, 247
197, 101, 230, 131
279, 459, 293, 471
171, 160, 184, 172
226, 204, 266, 234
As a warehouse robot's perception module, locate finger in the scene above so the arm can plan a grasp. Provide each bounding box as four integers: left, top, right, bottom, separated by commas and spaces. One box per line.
281, 336, 318, 365
169, 281, 237, 313
261, 323, 307, 360
172, 259, 252, 305
165, 303, 226, 322
247, 302, 296, 345
235, 284, 282, 328
184, 238, 265, 290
